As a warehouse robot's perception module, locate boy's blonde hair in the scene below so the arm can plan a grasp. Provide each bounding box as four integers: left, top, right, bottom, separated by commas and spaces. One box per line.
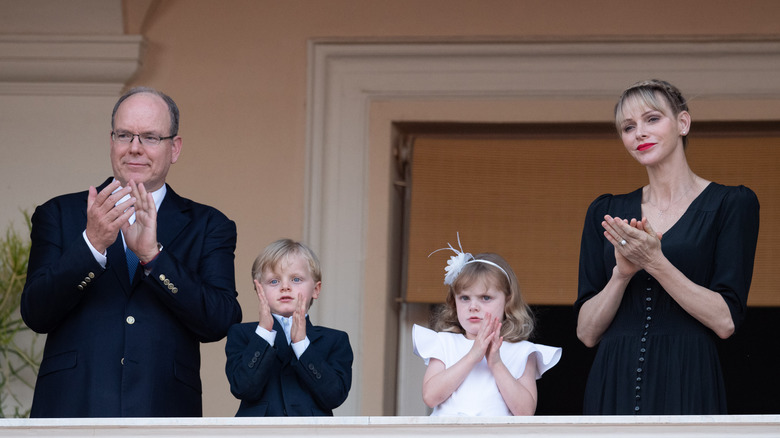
251, 238, 322, 283
433, 253, 535, 342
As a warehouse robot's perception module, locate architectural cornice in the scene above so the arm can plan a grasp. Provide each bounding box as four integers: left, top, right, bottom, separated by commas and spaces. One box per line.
0, 34, 143, 95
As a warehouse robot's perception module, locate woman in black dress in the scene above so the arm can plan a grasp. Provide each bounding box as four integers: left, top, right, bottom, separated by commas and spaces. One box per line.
574, 79, 759, 414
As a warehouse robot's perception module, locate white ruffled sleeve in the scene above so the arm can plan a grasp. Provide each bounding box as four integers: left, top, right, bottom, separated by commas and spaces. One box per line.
412, 324, 445, 366
527, 342, 562, 379
501, 341, 563, 380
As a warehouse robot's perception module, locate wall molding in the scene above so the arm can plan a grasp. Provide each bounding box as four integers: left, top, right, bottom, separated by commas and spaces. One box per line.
0, 34, 143, 95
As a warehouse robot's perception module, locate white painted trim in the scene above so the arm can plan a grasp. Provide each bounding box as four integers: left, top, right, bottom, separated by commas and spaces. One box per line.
305, 39, 780, 415
1, 415, 779, 437
0, 35, 143, 95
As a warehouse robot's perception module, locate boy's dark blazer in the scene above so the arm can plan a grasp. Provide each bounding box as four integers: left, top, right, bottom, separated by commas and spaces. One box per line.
21, 177, 242, 417
225, 316, 353, 416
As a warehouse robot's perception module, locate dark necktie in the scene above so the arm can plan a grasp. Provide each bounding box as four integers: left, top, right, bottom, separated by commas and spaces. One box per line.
125, 246, 139, 281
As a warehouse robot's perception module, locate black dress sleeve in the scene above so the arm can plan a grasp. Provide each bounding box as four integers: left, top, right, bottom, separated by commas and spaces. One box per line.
574, 193, 615, 316
709, 185, 760, 331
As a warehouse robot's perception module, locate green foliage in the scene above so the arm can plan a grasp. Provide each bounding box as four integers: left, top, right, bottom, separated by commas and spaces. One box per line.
0, 212, 41, 418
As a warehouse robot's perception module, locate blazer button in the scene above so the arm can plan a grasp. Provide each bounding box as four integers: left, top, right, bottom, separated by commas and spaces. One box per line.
80, 281, 87, 288
77, 285, 84, 291
164, 279, 171, 286
121, 357, 125, 365
88, 272, 95, 279
159, 274, 166, 282
126, 316, 135, 325
171, 287, 178, 294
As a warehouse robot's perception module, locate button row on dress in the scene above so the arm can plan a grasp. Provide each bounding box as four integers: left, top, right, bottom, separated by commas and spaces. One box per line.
635, 276, 655, 414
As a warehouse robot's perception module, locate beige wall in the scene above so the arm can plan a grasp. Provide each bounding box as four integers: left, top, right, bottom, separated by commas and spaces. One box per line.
2, 0, 779, 417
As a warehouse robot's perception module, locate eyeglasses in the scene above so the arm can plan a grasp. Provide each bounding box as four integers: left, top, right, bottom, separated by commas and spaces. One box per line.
111, 131, 175, 146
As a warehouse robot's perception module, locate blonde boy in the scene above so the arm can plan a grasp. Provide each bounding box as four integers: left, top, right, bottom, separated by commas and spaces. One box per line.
225, 239, 353, 416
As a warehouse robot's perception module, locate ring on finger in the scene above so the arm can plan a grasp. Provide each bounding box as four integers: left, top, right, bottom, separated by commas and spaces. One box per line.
620, 239, 627, 246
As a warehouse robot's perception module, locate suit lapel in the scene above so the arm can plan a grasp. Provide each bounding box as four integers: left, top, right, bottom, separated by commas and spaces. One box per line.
304, 316, 321, 344
155, 185, 191, 252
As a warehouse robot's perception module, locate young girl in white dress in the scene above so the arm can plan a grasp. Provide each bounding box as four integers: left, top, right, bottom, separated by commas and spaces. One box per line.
413, 237, 561, 416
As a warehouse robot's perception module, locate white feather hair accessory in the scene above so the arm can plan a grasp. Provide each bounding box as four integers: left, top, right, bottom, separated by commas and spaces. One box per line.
428, 232, 510, 285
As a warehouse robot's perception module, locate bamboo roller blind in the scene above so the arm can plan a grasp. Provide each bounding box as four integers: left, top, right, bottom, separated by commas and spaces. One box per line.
405, 135, 778, 306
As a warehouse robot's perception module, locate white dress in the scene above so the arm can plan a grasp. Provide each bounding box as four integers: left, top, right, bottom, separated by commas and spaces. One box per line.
412, 324, 562, 416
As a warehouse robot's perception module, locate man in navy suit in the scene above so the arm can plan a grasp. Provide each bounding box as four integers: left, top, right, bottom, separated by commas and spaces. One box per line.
225, 239, 352, 416
21, 87, 242, 417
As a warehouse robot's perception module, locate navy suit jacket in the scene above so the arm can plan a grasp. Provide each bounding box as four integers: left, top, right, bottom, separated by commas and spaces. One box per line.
225, 317, 352, 416
21, 177, 242, 417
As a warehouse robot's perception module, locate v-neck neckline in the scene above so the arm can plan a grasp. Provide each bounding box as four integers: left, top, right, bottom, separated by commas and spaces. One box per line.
638, 182, 713, 236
